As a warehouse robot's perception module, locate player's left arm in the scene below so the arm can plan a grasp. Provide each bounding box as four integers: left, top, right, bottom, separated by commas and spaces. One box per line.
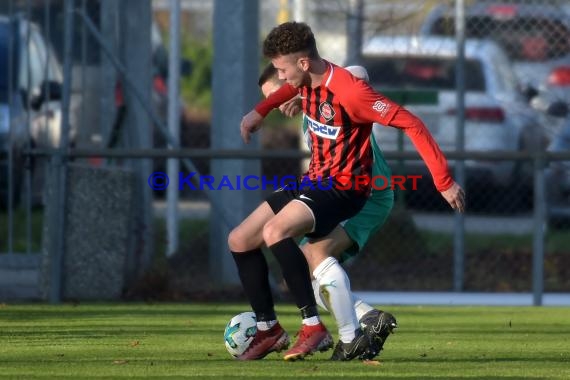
387, 108, 465, 212
342, 80, 465, 212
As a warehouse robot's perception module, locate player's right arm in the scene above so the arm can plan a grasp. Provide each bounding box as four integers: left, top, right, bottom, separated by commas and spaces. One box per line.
240, 84, 298, 144
254, 83, 298, 116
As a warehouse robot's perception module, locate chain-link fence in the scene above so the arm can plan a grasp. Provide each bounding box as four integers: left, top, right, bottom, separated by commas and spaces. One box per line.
1, 0, 570, 304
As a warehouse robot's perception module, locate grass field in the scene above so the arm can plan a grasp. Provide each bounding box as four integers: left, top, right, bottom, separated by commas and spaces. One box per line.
0, 303, 569, 379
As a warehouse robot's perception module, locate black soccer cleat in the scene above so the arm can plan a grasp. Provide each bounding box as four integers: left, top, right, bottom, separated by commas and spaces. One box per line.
359, 309, 398, 360
329, 329, 370, 361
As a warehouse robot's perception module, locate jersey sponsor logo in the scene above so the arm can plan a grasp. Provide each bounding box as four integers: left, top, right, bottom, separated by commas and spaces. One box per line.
372, 100, 390, 117
319, 101, 336, 121
306, 116, 341, 140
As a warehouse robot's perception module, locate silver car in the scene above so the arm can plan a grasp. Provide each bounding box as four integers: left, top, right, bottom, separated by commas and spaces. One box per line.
0, 15, 69, 207
362, 35, 543, 205
420, 2, 570, 98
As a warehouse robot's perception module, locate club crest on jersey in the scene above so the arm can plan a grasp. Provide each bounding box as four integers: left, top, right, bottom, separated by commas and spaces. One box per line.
306, 116, 340, 140
319, 102, 335, 121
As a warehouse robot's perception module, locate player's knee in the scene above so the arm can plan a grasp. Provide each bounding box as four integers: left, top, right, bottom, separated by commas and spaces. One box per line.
262, 220, 286, 247
228, 227, 248, 252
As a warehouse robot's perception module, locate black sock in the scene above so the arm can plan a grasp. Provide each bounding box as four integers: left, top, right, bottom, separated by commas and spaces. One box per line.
300, 305, 319, 319
231, 249, 276, 322
269, 238, 317, 316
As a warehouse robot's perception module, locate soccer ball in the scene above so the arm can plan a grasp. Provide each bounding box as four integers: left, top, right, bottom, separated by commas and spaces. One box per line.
223, 311, 257, 357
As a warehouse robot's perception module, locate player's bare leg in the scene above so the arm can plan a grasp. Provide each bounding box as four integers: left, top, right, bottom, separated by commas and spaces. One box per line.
262, 200, 334, 361
230, 202, 292, 360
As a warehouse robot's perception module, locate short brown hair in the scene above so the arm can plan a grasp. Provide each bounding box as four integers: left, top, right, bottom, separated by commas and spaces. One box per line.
263, 22, 318, 59
258, 63, 278, 87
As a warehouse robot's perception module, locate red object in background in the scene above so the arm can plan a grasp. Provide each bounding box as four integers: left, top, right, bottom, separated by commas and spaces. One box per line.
548, 66, 570, 87
88, 157, 103, 167
520, 36, 548, 61
153, 76, 167, 96
114, 81, 124, 107
114, 75, 168, 107
486, 5, 517, 19
403, 62, 442, 80
447, 107, 505, 123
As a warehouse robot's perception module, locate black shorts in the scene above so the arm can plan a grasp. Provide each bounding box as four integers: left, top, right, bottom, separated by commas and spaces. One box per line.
265, 179, 367, 239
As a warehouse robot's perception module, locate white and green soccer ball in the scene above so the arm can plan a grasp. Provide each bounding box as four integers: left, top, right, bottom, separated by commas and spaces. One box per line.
223, 311, 257, 357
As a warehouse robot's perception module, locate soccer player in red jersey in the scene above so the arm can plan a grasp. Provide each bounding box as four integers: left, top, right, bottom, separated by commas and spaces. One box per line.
258, 63, 399, 361
230, 22, 465, 362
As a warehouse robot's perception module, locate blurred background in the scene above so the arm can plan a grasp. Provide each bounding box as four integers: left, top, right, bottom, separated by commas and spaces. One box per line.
1, 0, 570, 305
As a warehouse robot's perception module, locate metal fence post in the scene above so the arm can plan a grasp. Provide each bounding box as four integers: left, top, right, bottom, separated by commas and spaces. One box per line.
6, 0, 15, 257
48, 0, 74, 304
166, 0, 181, 257
120, 0, 154, 278
453, 0, 466, 292
99, 0, 117, 152
533, 133, 546, 306
292, 0, 307, 22
346, 0, 363, 66
210, 0, 260, 285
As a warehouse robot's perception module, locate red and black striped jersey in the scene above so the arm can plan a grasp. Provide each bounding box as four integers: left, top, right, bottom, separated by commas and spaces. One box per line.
255, 61, 454, 192
300, 62, 392, 186
257, 61, 399, 191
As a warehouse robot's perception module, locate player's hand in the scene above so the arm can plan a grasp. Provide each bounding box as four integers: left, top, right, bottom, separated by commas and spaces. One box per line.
240, 110, 263, 144
440, 181, 466, 213
279, 97, 302, 117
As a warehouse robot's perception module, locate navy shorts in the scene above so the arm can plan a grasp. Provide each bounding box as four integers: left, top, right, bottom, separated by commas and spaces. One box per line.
265, 179, 367, 239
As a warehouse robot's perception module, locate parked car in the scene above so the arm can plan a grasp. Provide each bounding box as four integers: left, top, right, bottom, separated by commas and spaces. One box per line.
361, 35, 545, 210
0, 15, 69, 207
420, 2, 570, 100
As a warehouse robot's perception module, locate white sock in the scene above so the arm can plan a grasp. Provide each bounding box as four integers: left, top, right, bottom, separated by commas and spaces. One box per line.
313, 257, 359, 343
302, 316, 321, 326
353, 298, 374, 322
313, 268, 376, 329
256, 320, 277, 331
312, 279, 329, 311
